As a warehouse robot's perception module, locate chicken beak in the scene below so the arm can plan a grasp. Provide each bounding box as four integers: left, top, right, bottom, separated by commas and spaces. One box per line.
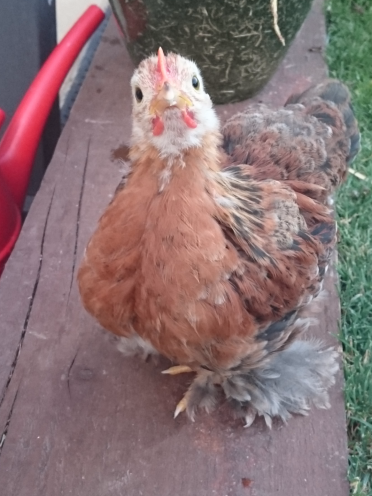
150, 47, 197, 136
150, 81, 193, 115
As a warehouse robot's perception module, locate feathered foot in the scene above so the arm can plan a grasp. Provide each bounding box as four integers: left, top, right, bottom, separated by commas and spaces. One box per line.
161, 365, 199, 418
166, 340, 339, 427
232, 340, 339, 428
115, 333, 158, 361
166, 368, 221, 421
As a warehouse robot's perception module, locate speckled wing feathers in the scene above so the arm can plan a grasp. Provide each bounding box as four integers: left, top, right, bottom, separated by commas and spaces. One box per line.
210, 80, 360, 368
213, 166, 333, 364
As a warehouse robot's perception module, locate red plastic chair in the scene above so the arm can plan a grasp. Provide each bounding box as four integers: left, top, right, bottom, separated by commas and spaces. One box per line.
0, 5, 105, 276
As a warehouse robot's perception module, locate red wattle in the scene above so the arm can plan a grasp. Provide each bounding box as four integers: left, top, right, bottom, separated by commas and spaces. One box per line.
152, 116, 165, 136
182, 110, 197, 129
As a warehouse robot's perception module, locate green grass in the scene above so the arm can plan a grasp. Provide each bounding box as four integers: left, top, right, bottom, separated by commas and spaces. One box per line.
326, 1, 372, 494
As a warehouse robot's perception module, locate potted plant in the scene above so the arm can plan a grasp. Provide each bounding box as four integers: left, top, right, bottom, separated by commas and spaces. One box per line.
109, 0, 313, 103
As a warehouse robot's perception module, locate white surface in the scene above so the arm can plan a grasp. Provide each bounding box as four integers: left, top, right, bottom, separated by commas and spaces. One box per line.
57, 0, 109, 41
56, 0, 110, 110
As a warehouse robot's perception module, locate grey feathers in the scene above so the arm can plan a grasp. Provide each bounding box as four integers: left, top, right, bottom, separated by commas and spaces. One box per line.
185, 340, 339, 427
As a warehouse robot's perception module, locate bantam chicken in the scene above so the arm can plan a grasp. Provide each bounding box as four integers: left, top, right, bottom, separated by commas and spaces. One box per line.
78, 48, 360, 427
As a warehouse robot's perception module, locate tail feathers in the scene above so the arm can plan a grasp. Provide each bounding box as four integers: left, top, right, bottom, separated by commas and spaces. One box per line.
345, 105, 361, 163
287, 79, 361, 164
224, 340, 339, 427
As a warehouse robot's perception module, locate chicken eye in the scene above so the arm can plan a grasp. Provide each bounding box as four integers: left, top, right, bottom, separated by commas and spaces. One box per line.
192, 75, 200, 90
135, 87, 143, 102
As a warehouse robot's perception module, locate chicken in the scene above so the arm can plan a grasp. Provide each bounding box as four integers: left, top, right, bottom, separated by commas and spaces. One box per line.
78, 48, 360, 426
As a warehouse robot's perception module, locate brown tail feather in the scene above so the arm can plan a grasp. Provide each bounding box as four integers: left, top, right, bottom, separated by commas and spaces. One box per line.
286, 79, 361, 164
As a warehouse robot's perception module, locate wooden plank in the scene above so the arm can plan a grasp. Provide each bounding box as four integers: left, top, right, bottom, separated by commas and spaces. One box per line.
0, 1, 349, 495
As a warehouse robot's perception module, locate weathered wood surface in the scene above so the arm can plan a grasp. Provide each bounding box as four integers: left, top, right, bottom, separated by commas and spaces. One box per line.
0, 1, 349, 495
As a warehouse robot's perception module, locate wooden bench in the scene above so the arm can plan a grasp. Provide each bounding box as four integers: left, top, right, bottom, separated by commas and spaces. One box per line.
0, 1, 349, 494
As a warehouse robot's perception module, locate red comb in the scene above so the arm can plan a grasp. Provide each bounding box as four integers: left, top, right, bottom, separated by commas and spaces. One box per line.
157, 47, 167, 84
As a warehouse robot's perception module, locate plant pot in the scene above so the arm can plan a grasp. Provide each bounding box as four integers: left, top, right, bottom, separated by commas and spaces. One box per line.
109, 0, 312, 104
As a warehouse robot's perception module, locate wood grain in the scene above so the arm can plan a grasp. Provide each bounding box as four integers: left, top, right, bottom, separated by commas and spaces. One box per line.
0, 2, 349, 495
